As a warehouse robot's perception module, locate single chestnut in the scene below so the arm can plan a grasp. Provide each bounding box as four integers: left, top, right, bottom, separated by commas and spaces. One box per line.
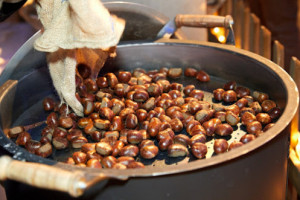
213, 88, 225, 101
191, 143, 207, 159
167, 144, 188, 157
133, 89, 149, 103
16, 131, 31, 146
71, 136, 88, 149
241, 112, 256, 125
228, 141, 244, 150
119, 145, 139, 157
36, 142, 53, 158
170, 118, 183, 132
96, 142, 113, 156
101, 156, 117, 168
52, 137, 69, 150
225, 111, 240, 126
256, 113, 272, 125
249, 101, 262, 114
202, 118, 222, 136
86, 158, 102, 168
223, 81, 237, 91
96, 77, 109, 88
240, 134, 256, 144
213, 139, 228, 154
8, 126, 25, 138
25, 140, 41, 154
140, 145, 159, 159
222, 90, 237, 103
196, 70, 210, 82
167, 68, 182, 78
215, 123, 233, 136
246, 121, 262, 135
105, 73, 119, 88
189, 89, 204, 101
184, 67, 197, 77
81, 143, 96, 153
118, 71, 132, 83
183, 85, 195, 96
189, 134, 206, 146
261, 100, 277, 113
235, 86, 250, 98
268, 107, 282, 120
174, 134, 190, 146
43, 97, 55, 111
158, 137, 173, 151
127, 130, 144, 144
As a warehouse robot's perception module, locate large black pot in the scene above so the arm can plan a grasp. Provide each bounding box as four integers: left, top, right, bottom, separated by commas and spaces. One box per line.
0, 32, 298, 200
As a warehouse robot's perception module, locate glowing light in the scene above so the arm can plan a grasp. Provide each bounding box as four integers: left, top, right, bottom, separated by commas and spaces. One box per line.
210, 27, 226, 44
296, 135, 300, 160
218, 35, 226, 43
291, 130, 300, 160
213, 27, 220, 34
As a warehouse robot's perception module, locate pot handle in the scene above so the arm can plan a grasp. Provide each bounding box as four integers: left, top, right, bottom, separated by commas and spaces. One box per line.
175, 15, 233, 29
176, 15, 235, 45
0, 156, 88, 197
158, 15, 235, 45
0, 156, 127, 197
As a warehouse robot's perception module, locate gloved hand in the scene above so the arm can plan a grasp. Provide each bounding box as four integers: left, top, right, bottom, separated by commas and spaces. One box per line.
34, 0, 125, 116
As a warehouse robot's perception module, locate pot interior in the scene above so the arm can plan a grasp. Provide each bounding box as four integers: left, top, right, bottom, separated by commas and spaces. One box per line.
0, 40, 296, 172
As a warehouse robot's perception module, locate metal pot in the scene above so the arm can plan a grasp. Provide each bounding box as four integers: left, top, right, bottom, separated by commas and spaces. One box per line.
0, 30, 298, 200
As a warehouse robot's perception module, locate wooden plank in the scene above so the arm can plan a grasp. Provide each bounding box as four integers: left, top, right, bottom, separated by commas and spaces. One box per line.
289, 57, 300, 198
272, 40, 285, 68
289, 56, 300, 149
232, 0, 244, 48
288, 150, 300, 200
218, 0, 232, 16
259, 25, 271, 59
242, 6, 250, 50
287, 178, 298, 200
249, 13, 260, 54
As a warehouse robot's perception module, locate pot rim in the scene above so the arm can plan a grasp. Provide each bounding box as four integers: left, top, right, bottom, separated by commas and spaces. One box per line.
0, 35, 298, 178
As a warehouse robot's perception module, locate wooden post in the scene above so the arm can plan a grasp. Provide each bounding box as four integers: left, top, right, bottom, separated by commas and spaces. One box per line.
232, 0, 244, 48
259, 25, 271, 59
249, 13, 260, 54
289, 57, 300, 149
218, 0, 232, 16
272, 40, 285, 68
288, 57, 300, 200
242, 6, 250, 50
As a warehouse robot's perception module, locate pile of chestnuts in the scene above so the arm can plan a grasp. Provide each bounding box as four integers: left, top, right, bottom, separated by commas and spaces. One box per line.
8, 66, 281, 169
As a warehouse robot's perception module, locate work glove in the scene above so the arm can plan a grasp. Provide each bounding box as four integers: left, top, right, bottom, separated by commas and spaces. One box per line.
34, 0, 125, 116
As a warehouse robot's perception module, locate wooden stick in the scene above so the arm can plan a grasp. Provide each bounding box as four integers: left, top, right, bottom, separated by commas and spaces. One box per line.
259, 25, 271, 59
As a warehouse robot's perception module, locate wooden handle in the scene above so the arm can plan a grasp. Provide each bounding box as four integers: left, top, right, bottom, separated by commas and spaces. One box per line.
175, 15, 233, 29
0, 156, 87, 197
